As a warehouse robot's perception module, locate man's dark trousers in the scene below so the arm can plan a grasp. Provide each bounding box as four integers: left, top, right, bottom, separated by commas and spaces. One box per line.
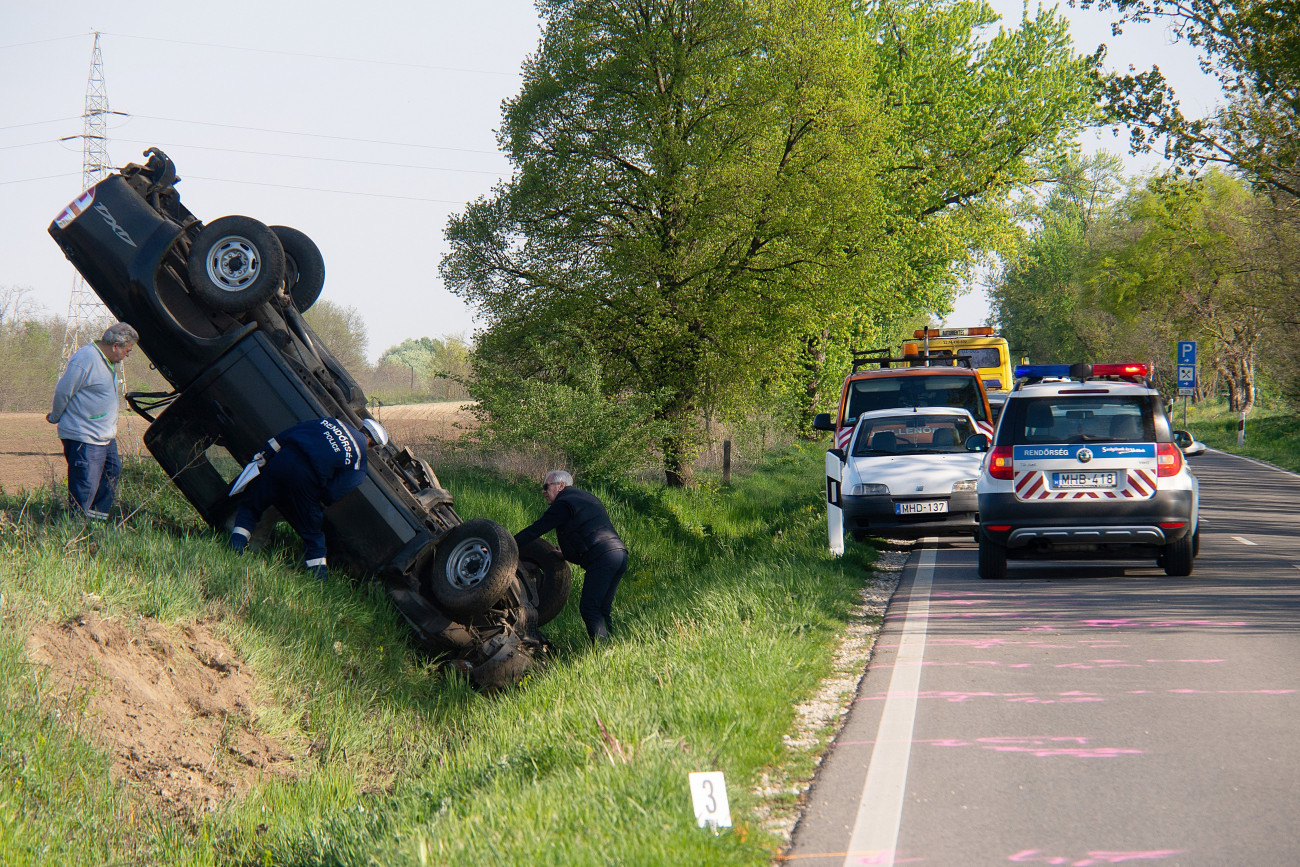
579, 547, 628, 641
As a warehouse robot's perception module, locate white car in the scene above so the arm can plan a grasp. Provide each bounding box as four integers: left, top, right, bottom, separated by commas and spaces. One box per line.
976, 362, 1204, 580
830, 406, 988, 543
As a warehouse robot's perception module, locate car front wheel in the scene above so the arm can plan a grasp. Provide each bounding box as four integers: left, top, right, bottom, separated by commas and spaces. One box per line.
517, 537, 572, 626
427, 519, 519, 619
187, 215, 285, 314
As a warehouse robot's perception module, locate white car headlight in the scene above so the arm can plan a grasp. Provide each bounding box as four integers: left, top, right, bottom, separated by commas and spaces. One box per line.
952, 479, 978, 492
849, 483, 889, 496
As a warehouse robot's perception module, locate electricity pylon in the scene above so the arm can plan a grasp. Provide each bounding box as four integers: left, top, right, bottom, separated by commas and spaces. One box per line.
60, 31, 115, 364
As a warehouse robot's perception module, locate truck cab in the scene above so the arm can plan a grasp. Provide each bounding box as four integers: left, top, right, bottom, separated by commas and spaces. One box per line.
903, 326, 1015, 419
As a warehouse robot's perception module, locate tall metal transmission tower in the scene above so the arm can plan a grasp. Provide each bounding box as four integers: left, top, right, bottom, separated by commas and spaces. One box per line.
60, 31, 115, 363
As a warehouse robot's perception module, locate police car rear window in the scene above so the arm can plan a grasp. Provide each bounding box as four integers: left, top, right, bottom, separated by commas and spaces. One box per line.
845, 373, 987, 422
1002, 396, 1154, 445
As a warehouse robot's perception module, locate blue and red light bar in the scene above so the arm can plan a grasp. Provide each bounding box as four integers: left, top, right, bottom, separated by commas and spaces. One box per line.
1015, 362, 1149, 380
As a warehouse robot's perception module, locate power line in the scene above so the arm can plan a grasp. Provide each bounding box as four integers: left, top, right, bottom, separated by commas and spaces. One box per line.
99, 31, 524, 78
126, 112, 502, 156
185, 174, 473, 205
0, 34, 85, 51
0, 116, 82, 132
0, 172, 80, 186
111, 138, 505, 175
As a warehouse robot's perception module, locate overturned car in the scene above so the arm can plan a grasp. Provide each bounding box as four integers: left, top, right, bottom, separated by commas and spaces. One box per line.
49, 148, 567, 689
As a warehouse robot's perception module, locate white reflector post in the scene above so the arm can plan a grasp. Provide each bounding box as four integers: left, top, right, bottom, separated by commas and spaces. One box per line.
826, 449, 845, 556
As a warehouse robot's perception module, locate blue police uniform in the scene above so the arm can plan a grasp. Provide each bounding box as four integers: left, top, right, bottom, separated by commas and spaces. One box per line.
229, 418, 368, 578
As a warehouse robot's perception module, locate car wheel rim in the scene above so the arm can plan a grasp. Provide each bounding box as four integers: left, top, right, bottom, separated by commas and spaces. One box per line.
445, 538, 492, 590
205, 235, 261, 291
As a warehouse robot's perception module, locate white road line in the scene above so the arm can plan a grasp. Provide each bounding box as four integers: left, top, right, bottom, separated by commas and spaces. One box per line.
1232, 536, 1258, 546
842, 544, 936, 867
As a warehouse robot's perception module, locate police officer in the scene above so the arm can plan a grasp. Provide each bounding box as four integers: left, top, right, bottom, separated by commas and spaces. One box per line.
515, 470, 627, 642
228, 416, 388, 579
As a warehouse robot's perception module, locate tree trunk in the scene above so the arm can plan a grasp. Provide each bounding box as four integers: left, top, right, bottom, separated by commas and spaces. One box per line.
798, 329, 829, 438
660, 395, 699, 488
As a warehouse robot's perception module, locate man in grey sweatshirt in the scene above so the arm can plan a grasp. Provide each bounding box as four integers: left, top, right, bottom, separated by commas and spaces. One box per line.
47, 322, 139, 519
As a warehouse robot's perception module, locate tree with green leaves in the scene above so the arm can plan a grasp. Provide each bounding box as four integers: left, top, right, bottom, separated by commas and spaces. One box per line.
1080, 0, 1300, 199
1091, 171, 1289, 411
444, 0, 1095, 485
992, 153, 1128, 363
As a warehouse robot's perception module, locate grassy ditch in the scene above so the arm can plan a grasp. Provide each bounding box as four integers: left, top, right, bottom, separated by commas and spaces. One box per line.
1178, 400, 1300, 474
0, 444, 882, 866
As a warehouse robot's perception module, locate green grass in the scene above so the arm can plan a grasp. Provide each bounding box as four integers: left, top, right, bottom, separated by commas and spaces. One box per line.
0, 445, 880, 865
1178, 399, 1300, 474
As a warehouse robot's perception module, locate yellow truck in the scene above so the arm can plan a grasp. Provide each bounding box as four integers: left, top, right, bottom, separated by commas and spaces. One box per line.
902, 327, 1016, 416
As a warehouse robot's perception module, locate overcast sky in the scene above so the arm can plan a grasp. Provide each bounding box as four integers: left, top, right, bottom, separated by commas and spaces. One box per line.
1, 1, 1218, 359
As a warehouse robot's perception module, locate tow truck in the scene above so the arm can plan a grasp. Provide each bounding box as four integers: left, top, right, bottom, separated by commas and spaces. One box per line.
903, 326, 1016, 418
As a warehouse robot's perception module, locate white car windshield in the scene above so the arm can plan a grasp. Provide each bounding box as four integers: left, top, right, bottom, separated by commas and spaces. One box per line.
851, 414, 977, 456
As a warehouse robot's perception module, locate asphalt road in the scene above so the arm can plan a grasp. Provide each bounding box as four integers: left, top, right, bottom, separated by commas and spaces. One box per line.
787, 449, 1300, 866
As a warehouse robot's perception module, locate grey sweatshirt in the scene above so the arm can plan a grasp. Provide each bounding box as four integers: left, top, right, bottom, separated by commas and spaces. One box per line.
49, 343, 121, 445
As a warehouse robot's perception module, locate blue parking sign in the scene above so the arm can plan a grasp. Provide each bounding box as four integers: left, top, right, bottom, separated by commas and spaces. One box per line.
1177, 341, 1196, 394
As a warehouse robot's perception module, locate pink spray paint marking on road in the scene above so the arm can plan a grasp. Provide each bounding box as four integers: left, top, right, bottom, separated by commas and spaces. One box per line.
925, 736, 1144, 758
1008, 849, 1183, 865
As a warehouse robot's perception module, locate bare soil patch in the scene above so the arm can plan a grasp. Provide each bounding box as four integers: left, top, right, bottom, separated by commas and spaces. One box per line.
25, 612, 297, 819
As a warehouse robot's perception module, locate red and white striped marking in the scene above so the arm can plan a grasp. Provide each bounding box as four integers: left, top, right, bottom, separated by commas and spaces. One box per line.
1014, 468, 1157, 501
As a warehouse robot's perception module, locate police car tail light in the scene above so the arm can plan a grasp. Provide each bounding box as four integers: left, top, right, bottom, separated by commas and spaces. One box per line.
1157, 442, 1183, 477
1092, 363, 1149, 378
988, 446, 1014, 479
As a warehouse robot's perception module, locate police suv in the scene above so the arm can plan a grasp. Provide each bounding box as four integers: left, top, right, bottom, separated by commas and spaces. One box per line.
976, 363, 1205, 580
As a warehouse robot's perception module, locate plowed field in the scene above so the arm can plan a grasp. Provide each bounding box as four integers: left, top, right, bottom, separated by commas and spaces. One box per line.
0, 402, 474, 494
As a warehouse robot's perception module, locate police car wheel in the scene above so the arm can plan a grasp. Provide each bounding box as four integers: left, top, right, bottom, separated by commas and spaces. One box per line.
1162, 532, 1195, 577
187, 215, 286, 314
428, 519, 519, 619
517, 537, 572, 627
978, 536, 1007, 580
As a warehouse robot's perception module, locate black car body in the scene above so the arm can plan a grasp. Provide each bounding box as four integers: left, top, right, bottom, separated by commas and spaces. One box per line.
49, 149, 566, 688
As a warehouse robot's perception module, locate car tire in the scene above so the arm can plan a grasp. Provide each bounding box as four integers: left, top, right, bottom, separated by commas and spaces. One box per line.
1162, 531, 1195, 577
517, 537, 572, 626
187, 216, 285, 313
1192, 526, 1200, 558
271, 225, 325, 312
428, 519, 519, 619
978, 536, 1007, 580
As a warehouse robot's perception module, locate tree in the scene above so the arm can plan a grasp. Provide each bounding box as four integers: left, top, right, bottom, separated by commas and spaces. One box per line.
303, 300, 369, 374
1090, 172, 1286, 411
1080, 0, 1300, 199
992, 153, 1128, 363
445, 0, 1096, 485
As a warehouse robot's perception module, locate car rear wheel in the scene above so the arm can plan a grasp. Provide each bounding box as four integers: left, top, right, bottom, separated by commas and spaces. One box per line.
517, 537, 572, 626
1162, 531, 1195, 577
271, 225, 325, 312
978, 536, 1007, 580
427, 519, 519, 619
187, 215, 285, 313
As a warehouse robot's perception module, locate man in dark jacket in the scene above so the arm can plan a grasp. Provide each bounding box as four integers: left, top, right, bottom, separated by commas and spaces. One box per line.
515, 470, 627, 642
228, 416, 387, 580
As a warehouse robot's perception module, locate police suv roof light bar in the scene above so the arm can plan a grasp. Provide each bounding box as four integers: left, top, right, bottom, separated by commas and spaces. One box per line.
1014, 362, 1150, 386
